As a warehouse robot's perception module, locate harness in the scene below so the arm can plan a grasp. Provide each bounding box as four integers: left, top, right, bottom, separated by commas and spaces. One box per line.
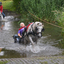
26, 22, 38, 36
25, 22, 35, 36
19, 26, 26, 30
26, 23, 33, 31
23, 22, 42, 37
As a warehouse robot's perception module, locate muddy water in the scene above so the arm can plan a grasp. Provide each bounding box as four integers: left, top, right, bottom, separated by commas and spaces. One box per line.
0, 15, 63, 58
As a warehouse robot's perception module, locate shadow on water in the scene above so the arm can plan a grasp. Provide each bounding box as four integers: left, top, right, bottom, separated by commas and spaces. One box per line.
0, 13, 64, 58
0, 48, 27, 58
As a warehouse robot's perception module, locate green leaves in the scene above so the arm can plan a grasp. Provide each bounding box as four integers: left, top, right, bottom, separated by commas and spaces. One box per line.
13, 0, 64, 23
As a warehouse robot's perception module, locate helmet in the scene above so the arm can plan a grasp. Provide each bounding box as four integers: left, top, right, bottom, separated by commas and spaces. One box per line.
0, 2, 2, 5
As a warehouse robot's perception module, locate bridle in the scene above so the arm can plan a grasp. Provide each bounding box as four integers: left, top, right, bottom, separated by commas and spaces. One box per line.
23, 22, 44, 37
30, 23, 42, 36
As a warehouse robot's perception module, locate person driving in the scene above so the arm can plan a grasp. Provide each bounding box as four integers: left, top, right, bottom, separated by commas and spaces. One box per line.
18, 22, 26, 38
15, 22, 26, 43
13, 22, 26, 43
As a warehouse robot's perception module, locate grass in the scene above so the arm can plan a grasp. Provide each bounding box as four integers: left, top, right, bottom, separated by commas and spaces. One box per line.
1, 1, 15, 11
0, 61, 8, 64
40, 61, 48, 64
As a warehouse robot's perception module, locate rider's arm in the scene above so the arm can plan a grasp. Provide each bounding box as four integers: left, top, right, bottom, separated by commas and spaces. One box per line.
18, 30, 22, 38
18, 33, 22, 38
18, 28, 24, 38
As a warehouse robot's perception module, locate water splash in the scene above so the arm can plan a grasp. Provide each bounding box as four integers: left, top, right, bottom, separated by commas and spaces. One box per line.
2, 16, 14, 22
26, 45, 46, 53
0, 51, 4, 56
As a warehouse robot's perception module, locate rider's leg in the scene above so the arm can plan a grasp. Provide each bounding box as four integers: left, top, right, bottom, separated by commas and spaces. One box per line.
13, 34, 19, 43
2, 12, 5, 18
16, 37, 20, 43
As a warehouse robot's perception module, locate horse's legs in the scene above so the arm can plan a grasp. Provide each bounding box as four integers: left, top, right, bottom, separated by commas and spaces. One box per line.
29, 35, 34, 45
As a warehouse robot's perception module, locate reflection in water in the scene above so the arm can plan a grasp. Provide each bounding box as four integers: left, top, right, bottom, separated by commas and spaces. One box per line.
0, 16, 14, 30
0, 51, 4, 56
0, 21, 5, 30
0, 49, 27, 58
4, 22, 11, 30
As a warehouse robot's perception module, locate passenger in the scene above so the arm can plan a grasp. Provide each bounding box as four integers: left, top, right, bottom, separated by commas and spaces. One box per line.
0, 2, 5, 18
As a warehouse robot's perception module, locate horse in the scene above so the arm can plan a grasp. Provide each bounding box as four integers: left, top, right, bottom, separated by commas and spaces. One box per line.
13, 22, 44, 45
19, 21, 44, 45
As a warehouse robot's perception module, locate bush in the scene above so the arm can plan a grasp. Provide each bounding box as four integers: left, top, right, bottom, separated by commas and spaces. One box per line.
54, 8, 64, 27
13, 0, 21, 13
13, 0, 64, 22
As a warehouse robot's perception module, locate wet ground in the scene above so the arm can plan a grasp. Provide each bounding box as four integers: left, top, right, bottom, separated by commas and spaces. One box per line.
0, 11, 64, 61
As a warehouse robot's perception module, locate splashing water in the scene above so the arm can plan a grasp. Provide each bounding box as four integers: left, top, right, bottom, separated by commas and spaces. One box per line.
2, 16, 14, 22
26, 45, 46, 53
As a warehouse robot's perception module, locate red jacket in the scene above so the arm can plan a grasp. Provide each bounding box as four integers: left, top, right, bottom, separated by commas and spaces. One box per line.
0, 5, 3, 13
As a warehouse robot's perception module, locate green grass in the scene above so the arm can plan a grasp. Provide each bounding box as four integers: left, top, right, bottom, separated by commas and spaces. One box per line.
40, 61, 48, 64
0, 61, 8, 64
1, 1, 15, 11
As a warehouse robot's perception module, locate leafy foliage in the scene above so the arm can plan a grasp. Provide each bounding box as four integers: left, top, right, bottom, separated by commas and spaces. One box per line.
13, 0, 21, 12
13, 0, 64, 22
54, 8, 64, 27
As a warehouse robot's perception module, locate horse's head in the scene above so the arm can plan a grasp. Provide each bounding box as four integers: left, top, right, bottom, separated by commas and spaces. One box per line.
33, 22, 44, 38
